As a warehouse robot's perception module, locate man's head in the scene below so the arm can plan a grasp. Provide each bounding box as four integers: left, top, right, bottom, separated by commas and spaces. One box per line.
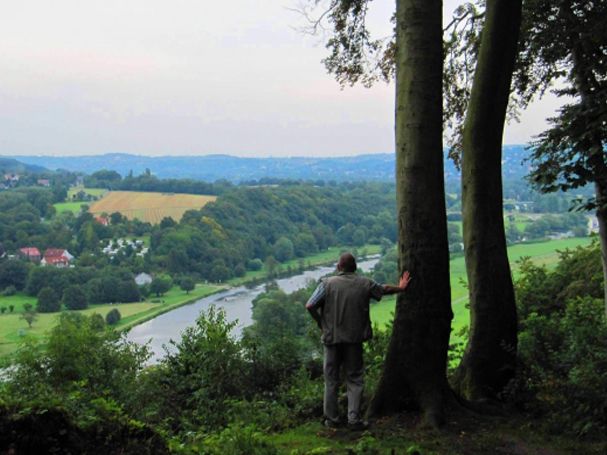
337, 252, 357, 273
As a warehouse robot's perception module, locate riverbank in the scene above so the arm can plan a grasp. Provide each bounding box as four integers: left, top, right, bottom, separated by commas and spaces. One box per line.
0, 244, 381, 360
225, 244, 382, 287
0, 284, 226, 359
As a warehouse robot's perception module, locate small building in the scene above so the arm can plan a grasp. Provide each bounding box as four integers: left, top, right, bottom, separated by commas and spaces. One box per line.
43, 248, 74, 263
19, 248, 41, 262
95, 217, 109, 226
134, 272, 153, 286
76, 176, 84, 186
0, 184, 6, 190
37, 179, 50, 187
41, 256, 70, 267
4, 174, 20, 182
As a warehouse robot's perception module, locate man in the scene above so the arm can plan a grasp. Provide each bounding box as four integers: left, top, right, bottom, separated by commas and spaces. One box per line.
306, 252, 411, 430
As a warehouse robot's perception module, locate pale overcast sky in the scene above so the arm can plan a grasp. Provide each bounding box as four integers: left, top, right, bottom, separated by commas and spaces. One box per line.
0, 0, 563, 158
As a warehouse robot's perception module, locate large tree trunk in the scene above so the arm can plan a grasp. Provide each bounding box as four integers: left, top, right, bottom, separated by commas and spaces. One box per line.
368, 0, 453, 428
451, 0, 522, 400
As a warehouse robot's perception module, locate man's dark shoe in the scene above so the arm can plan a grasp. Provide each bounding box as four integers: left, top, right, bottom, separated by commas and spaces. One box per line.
347, 421, 370, 431
324, 419, 345, 429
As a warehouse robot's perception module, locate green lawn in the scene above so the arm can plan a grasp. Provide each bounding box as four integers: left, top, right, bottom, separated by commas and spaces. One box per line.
0, 284, 221, 359
67, 186, 108, 199
370, 237, 594, 337
0, 293, 37, 313
54, 202, 87, 215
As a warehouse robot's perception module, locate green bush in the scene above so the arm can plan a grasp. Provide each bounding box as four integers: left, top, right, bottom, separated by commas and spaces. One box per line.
37, 286, 61, 313
63, 284, 89, 310
157, 306, 250, 430
5, 313, 150, 412
247, 259, 263, 271
2, 285, 16, 296
513, 242, 607, 437
105, 308, 121, 325
517, 297, 607, 436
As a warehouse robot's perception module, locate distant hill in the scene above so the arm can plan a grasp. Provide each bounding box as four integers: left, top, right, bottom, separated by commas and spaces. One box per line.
0, 157, 49, 174
8, 145, 531, 182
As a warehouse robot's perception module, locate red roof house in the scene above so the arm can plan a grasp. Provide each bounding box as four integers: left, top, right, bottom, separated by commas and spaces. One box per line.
42, 248, 74, 267
41, 256, 70, 267
95, 217, 109, 226
37, 179, 50, 187
19, 248, 41, 262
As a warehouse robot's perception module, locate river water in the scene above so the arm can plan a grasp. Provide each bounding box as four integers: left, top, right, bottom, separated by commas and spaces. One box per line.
127, 257, 380, 362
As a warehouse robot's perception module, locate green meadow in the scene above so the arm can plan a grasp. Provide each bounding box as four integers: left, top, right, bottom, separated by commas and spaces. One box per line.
67, 186, 108, 199
0, 284, 221, 358
370, 236, 594, 336
53, 202, 88, 215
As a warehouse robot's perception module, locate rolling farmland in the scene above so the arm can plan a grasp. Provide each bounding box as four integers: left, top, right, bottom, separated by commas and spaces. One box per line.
88, 191, 216, 224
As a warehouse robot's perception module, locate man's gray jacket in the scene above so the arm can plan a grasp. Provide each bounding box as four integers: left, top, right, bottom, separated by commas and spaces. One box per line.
318, 272, 382, 345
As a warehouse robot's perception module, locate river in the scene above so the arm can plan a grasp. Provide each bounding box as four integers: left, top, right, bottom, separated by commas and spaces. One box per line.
127, 257, 380, 362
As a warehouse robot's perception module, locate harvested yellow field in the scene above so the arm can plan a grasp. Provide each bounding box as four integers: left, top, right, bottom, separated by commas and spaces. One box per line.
88, 191, 216, 224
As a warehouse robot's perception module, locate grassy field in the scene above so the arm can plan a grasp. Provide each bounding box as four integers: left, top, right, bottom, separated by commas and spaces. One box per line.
67, 186, 108, 199
0, 284, 221, 359
88, 191, 217, 224
53, 202, 88, 215
370, 236, 594, 335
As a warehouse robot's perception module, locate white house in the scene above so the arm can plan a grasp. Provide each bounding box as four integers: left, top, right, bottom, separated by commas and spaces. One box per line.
134, 272, 153, 286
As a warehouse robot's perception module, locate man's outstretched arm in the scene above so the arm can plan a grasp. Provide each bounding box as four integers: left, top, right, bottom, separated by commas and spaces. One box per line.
382, 271, 412, 295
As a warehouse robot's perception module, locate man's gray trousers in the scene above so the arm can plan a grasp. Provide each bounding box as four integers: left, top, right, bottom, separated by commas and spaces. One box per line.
323, 342, 364, 424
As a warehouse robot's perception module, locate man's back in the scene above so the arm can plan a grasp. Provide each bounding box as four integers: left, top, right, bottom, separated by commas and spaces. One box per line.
320, 272, 375, 345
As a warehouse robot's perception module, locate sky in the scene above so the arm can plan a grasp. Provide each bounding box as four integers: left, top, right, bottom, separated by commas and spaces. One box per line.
0, 0, 564, 158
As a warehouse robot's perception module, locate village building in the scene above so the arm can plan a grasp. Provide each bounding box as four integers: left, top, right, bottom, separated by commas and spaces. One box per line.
4, 174, 20, 182
41, 249, 74, 267
37, 179, 50, 187
95, 217, 109, 226
134, 272, 153, 286
0, 183, 6, 190
41, 256, 70, 267
19, 248, 41, 262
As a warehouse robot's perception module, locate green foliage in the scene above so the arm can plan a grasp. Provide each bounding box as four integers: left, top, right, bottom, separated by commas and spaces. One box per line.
2, 285, 16, 296
36, 286, 61, 313
150, 277, 173, 296
180, 277, 195, 294
515, 241, 603, 319
191, 424, 279, 455
0, 259, 30, 291
513, 241, 607, 436
5, 313, 150, 413
274, 237, 295, 262
106, 308, 122, 325
247, 258, 263, 271
517, 297, 607, 436
157, 306, 249, 430
62, 284, 89, 310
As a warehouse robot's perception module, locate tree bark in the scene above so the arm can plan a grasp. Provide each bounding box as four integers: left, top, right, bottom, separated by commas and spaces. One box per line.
368, 0, 453, 428
451, 0, 522, 400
